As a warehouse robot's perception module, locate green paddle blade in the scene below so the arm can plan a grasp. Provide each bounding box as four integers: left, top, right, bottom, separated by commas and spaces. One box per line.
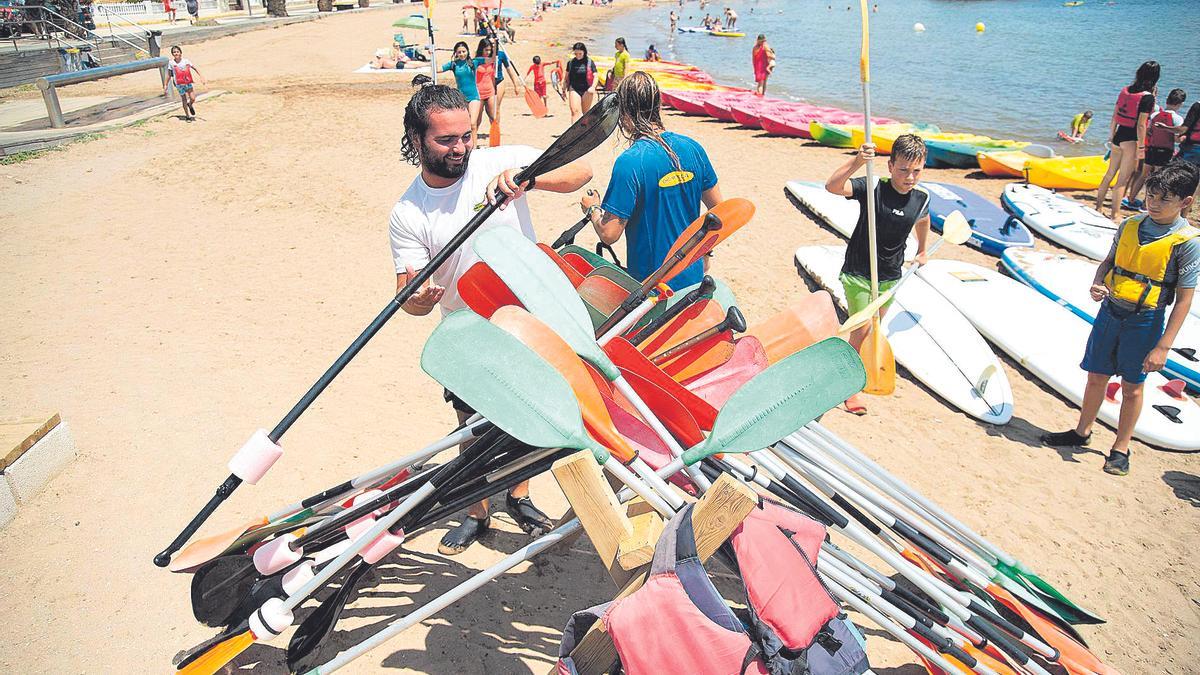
668, 277, 738, 312
474, 227, 620, 380
421, 310, 607, 463
681, 338, 865, 465
995, 560, 1105, 625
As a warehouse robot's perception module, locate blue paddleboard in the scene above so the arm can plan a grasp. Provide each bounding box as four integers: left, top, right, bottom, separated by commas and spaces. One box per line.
922, 182, 1035, 256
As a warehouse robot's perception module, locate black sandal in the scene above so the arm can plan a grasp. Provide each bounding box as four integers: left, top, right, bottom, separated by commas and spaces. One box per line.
505, 492, 552, 536
438, 514, 490, 555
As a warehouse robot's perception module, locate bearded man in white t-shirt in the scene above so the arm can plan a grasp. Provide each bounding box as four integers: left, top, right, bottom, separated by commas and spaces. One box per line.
389, 84, 593, 555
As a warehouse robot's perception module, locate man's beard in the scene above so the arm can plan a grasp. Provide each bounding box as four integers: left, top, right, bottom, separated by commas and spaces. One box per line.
423, 140, 471, 179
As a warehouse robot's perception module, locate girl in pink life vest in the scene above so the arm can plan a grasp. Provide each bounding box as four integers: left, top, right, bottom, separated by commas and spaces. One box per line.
1096, 60, 1159, 221
165, 45, 206, 121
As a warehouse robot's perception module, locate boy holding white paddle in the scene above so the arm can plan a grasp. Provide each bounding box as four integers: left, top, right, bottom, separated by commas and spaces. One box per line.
825, 134, 931, 415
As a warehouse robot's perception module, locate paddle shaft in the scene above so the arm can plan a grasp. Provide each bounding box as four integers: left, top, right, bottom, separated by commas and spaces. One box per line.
551, 215, 591, 249
629, 276, 715, 346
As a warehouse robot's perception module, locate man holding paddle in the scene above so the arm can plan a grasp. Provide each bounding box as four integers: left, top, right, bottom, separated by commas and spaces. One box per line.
389, 84, 593, 554
825, 135, 931, 414
579, 71, 723, 291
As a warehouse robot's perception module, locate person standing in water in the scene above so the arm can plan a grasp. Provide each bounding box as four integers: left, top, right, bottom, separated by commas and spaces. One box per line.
390, 85, 593, 552
1043, 161, 1198, 475
825, 136, 931, 416
669, 10, 677, 32
752, 35, 775, 96
579, 72, 723, 291
1096, 60, 1160, 221
566, 42, 597, 122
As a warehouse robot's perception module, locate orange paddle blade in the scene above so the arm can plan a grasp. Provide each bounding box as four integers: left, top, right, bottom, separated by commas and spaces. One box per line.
538, 243, 585, 287
490, 306, 637, 463
169, 517, 268, 573
488, 118, 501, 147
458, 261, 521, 318
660, 333, 738, 382
861, 315, 895, 395
177, 630, 254, 674
661, 198, 755, 280
745, 291, 839, 364
524, 87, 548, 117
638, 299, 725, 356
986, 583, 1119, 675
578, 275, 631, 316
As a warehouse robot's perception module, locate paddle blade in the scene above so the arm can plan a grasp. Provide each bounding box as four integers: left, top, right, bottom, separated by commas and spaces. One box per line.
659, 332, 738, 382
518, 93, 618, 183
474, 227, 616, 379
995, 560, 1105, 625
940, 210, 972, 245
491, 306, 635, 463
639, 299, 725, 357
524, 87, 548, 118
578, 275, 632, 316
421, 310, 592, 455
984, 583, 1117, 675
489, 118, 501, 147
604, 337, 719, 431
861, 315, 895, 395
170, 517, 267, 573
538, 243, 585, 287
458, 261, 521, 318
745, 291, 839, 364
660, 198, 755, 281
190, 555, 258, 627
681, 338, 865, 465
682, 336, 769, 409
176, 629, 253, 674
286, 563, 371, 673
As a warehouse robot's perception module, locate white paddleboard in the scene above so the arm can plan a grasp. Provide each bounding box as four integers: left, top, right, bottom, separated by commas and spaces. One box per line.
795, 245, 1013, 424
1001, 184, 1116, 261
785, 180, 916, 261
919, 259, 1200, 451
1001, 248, 1200, 392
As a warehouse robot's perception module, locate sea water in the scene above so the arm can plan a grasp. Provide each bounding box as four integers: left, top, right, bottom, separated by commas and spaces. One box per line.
598, 0, 1199, 154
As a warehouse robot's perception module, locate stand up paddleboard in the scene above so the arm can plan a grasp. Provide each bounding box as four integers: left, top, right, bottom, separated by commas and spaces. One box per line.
919, 259, 1200, 451
1001, 183, 1117, 260
795, 245, 1013, 424
785, 180, 917, 261
923, 182, 1035, 256
1001, 248, 1200, 392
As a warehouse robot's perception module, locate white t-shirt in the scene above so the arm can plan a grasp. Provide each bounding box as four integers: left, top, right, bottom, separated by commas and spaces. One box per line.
389, 145, 542, 314
168, 58, 194, 84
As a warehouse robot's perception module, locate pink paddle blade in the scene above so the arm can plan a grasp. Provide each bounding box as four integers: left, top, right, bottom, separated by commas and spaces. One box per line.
682, 336, 769, 409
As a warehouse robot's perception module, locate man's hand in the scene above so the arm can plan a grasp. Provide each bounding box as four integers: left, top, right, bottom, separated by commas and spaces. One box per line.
486, 168, 531, 210
1089, 283, 1109, 302
580, 188, 600, 213
402, 264, 444, 314
1143, 344, 1169, 373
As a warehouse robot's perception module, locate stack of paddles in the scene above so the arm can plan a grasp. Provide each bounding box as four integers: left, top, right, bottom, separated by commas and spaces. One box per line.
159, 98, 1117, 675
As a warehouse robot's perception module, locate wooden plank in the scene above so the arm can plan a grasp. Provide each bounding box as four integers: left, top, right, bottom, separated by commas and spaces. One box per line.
551, 451, 637, 587
556, 473, 758, 675
615, 510, 662, 571
0, 413, 61, 473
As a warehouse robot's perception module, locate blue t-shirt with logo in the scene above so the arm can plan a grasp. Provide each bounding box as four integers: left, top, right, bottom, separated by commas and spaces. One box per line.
601, 131, 718, 289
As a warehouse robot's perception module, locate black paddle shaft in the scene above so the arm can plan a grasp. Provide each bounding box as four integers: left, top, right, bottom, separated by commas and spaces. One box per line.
156, 98, 621, 568
628, 275, 716, 346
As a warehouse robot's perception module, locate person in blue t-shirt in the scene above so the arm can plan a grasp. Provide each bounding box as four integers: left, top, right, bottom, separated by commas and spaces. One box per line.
580, 71, 723, 290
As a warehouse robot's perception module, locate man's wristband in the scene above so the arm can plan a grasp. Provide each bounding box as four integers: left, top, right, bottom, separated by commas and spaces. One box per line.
586, 205, 602, 221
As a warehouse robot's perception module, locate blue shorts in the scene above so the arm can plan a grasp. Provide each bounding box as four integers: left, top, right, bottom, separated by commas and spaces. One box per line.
1080, 300, 1165, 384
1177, 145, 1200, 166
176, 83, 193, 94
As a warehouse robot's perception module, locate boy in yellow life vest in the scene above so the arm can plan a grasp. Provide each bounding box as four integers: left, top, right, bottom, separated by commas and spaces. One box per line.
1043, 161, 1199, 475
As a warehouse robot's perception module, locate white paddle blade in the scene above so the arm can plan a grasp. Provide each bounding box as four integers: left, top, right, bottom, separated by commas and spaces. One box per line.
941, 210, 972, 245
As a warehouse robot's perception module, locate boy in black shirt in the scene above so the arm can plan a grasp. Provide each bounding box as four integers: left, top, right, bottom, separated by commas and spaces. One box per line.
825, 134, 931, 414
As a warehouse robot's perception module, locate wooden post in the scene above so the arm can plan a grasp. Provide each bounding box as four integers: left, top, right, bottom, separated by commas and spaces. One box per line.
551, 451, 645, 586
552, 473, 758, 675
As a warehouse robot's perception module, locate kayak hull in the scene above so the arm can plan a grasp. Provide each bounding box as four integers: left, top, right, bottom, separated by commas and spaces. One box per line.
1025, 155, 1115, 191
923, 181, 1036, 256
1001, 183, 1116, 260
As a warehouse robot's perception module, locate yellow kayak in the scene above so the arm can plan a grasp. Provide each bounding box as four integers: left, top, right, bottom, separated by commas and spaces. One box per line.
848, 126, 986, 154
709, 31, 745, 38
1025, 155, 1116, 190
977, 146, 1057, 178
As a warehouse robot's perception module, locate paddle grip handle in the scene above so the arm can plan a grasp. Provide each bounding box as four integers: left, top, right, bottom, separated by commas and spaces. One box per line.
551, 215, 590, 249
829, 493, 881, 536
910, 622, 977, 670
892, 520, 953, 565
628, 276, 713, 346
880, 588, 934, 629
890, 583, 951, 626
779, 474, 849, 529
154, 473, 242, 567
965, 615, 1030, 666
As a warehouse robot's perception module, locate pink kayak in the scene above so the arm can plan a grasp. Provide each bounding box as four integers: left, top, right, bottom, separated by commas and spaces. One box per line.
701, 92, 762, 121
730, 100, 821, 129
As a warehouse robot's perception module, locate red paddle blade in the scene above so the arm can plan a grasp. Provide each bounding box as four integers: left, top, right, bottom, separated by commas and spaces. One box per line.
682, 336, 769, 408
458, 261, 520, 318
617, 366, 705, 446
524, 87, 548, 118
578, 275, 631, 316
562, 252, 594, 276
538, 243, 585, 288
604, 337, 718, 430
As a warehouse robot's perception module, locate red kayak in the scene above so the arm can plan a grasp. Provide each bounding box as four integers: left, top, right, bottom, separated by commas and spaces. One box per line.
759, 111, 818, 138
701, 92, 759, 122
665, 91, 712, 116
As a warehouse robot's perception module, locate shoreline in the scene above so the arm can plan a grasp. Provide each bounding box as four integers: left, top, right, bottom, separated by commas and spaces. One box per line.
0, 1, 1197, 673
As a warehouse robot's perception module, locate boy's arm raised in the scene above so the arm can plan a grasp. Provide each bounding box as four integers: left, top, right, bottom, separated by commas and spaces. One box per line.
825, 144, 870, 197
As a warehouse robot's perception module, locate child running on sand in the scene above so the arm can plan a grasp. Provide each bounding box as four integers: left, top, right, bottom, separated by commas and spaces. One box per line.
526, 56, 562, 109
1127, 89, 1187, 211
825, 135, 931, 416
1043, 161, 1198, 476
1096, 61, 1160, 221
165, 46, 205, 121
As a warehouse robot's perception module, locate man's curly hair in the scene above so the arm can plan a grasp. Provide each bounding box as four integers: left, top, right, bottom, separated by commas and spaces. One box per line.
401, 84, 468, 166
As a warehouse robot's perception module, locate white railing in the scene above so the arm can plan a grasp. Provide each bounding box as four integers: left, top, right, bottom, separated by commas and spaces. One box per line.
92, 0, 223, 24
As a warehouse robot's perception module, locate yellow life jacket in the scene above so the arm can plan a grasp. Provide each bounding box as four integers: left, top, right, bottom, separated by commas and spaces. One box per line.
1105, 215, 1200, 310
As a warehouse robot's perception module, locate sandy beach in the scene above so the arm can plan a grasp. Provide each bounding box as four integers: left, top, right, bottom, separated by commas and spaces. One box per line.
1, 1, 1198, 672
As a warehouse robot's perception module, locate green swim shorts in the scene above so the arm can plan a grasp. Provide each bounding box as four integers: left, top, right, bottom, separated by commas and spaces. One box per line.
840, 272, 898, 317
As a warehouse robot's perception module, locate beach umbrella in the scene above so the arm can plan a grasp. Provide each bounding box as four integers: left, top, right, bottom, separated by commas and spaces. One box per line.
391, 14, 429, 29
492, 7, 521, 18
154, 90, 621, 570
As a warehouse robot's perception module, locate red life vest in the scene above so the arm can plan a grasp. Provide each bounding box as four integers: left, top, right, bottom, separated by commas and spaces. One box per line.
1146, 109, 1177, 149
1188, 116, 1200, 144
1114, 87, 1145, 127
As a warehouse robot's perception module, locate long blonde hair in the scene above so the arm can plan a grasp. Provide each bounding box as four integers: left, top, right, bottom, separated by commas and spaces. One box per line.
615, 71, 680, 170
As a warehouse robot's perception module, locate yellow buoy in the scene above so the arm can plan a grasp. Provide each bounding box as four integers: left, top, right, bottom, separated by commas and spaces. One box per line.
975, 22, 985, 32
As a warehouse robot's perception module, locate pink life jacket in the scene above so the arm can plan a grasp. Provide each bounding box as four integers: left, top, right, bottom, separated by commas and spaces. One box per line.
1114, 87, 1145, 127
557, 501, 870, 675
1146, 109, 1177, 149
